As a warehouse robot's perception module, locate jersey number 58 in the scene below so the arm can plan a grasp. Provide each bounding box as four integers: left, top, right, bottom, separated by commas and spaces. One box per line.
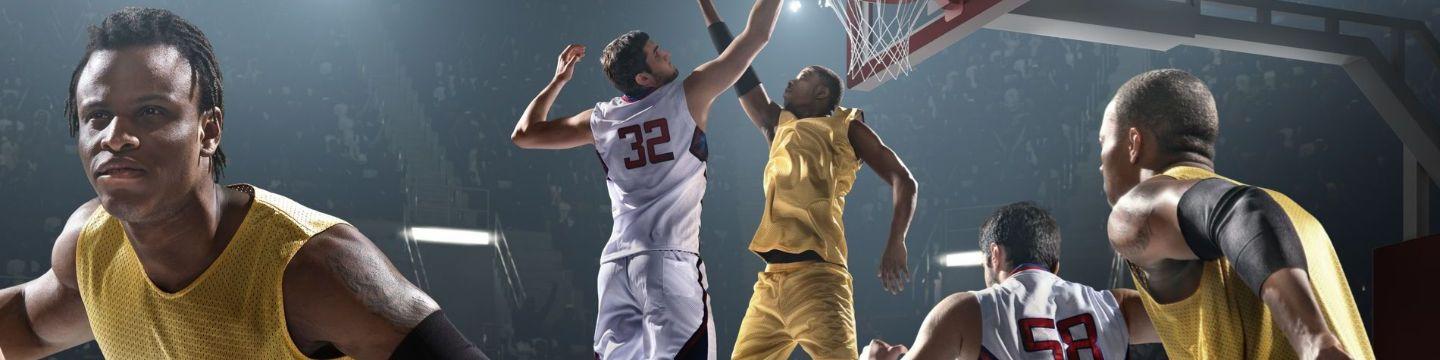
1018, 313, 1103, 360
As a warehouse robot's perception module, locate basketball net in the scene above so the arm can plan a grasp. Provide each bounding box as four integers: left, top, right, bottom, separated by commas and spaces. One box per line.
822, 0, 936, 85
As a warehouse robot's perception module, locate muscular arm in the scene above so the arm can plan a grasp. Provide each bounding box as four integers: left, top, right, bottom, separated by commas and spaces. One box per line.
1261, 269, 1351, 359
696, 0, 781, 140
850, 116, 917, 294
512, 44, 594, 150
863, 292, 980, 360
684, 0, 783, 129
1110, 288, 1158, 344
284, 224, 478, 359
0, 200, 98, 360
1105, 178, 1196, 270
1109, 177, 1352, 359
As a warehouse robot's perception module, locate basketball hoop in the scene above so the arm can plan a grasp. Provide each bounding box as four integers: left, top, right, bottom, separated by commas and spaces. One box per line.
823, 0, 955, 88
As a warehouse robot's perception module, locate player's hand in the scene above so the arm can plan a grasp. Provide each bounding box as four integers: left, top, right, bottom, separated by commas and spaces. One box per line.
861, 339, 908, 360
554, 44, 585, 83
879, 239, 910, 294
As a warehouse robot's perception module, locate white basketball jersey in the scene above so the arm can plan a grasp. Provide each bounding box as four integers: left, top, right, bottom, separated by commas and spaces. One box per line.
591, 80, 707, 263
972, 269, 1129, 360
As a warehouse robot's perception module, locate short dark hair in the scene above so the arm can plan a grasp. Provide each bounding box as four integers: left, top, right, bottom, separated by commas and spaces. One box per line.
65, 7, 226, 182
601, 31, 652, 95
977, 202, 1061, 270
806, 65, 843, 112
1112, 69, 1219, 161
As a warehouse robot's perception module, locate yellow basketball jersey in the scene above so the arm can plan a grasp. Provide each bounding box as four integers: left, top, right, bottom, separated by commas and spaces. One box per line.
749, 107, 863, 266
1130, 166, 1374, 360
75, 184, 348, 359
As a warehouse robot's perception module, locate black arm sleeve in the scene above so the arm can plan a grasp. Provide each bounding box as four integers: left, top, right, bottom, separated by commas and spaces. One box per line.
1176, 178, 1308, 295
707, 21, 762, 96
389, 310, 490, 360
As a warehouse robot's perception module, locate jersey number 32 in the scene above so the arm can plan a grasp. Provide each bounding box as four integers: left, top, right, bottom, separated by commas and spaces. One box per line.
617, 118, 675, 169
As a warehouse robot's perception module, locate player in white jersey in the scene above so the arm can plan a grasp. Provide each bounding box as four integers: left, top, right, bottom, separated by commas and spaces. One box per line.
509, 0, 783, 358
590, 80, 707, 262
862, 202, 1159, 360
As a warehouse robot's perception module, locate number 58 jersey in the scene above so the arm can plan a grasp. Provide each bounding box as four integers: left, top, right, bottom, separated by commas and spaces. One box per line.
590, 80, 708, 263
973, 268, 1130, 360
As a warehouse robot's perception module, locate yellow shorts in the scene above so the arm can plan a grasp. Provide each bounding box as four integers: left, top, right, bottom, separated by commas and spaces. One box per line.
732, 261, 856, 360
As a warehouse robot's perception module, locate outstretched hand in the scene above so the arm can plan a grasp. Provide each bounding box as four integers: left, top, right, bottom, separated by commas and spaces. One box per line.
553, 44, 585, 83
879, 240, 911, 294
862, 339, 908, 360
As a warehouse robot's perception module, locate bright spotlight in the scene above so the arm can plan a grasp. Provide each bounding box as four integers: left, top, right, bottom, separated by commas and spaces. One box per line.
941, 251, 984, 267
788, 1, 802, 13
408, 226, 494, 246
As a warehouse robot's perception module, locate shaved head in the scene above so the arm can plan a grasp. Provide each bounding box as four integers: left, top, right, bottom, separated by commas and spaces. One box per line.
1110, 69, 1219, 161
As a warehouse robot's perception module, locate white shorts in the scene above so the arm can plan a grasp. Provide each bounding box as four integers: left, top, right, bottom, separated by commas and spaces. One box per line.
594, 250, 716, 360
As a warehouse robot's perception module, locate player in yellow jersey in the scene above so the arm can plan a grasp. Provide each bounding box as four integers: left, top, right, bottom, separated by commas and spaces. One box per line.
0, 8, 486, 359
696, 1, 918, 359
1099, 69, 1373, 359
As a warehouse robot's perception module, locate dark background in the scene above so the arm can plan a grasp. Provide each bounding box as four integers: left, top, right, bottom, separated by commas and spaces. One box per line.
0, 0, 1436, 358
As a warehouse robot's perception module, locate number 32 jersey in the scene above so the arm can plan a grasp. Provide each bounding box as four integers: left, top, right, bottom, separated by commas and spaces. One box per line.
590, 80, 708, 263
973, 269, 1130, 360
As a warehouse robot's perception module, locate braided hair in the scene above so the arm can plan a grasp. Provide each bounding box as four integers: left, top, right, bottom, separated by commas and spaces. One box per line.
64, 7, 227, 182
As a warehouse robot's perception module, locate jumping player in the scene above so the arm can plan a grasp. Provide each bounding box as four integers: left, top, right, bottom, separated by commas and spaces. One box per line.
1099, 69, 1373, 359
696, 1, 918, 358
509, 0, 783, 358
0, 8, 486, 359
859, 202, 1159, 360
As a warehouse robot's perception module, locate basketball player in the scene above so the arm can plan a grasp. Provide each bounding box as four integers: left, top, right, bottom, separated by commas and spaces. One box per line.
1099, 69, 1373, 359
0, 8, 486, 359
509, 0, 783, 358
859, 202, 1159, 359
696, 1, 918, 358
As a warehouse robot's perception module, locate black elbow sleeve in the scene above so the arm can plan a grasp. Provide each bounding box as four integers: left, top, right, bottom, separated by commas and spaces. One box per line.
707, 21, 736, 54
707, 22, 762, 96
389, 310, 490, 360
1176, 179, 1308, 295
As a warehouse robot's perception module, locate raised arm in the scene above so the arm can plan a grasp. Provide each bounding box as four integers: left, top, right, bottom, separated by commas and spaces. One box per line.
696, 0, 781, 140
684, 0, 783, 129
284, 225, 487, 359
849, 115, 917, 295
861, 292, 980, 360
0, 200, 99, 360
512, 44, 594, 150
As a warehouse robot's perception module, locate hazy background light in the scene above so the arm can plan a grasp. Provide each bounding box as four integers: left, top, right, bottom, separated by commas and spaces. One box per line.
409, 226, 494, 246
789, 1, 802, 13
942, 251, 984, 267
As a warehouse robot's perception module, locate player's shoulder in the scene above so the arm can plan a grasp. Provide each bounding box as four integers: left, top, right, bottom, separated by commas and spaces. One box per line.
923, 291, 981, 336
1113, 176, 1189, 215
1047, 273, 1105, 295
1107, 177, 1190, 242
59, 198, 103, 239
937, 291, 981, 317
53, 198, 103, 288
246, 185, 348, 237
283, 222, 389, 305
286, 223, 373, 278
